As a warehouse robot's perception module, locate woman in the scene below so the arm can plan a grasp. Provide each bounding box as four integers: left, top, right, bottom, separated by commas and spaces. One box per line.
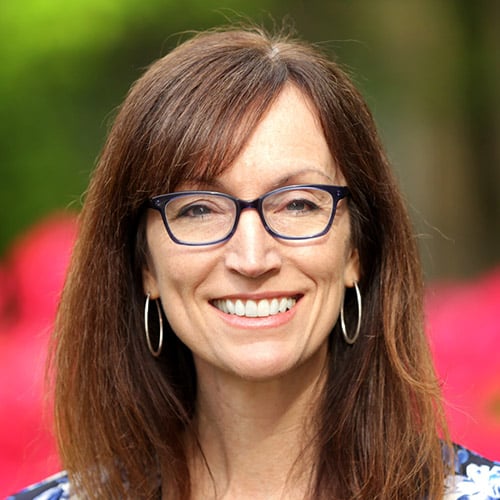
10, 26, 500, 499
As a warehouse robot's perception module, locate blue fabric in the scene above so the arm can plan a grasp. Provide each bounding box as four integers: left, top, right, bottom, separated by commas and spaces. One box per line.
445, 444, 500, 499
6, 472, 70, 500
7, 444, 500, 499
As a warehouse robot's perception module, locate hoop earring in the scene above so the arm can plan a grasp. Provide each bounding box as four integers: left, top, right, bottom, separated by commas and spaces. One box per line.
144, 293, 163, 357
340, 282, 362, 345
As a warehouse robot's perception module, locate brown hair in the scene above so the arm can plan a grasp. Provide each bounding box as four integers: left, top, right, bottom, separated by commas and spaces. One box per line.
51, 26, 450, 498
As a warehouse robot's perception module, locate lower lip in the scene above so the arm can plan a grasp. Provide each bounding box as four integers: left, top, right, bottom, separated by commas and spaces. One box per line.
211, 300, 299, 330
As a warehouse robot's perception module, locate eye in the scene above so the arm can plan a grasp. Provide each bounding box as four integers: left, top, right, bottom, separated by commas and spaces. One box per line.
285, 199, 319, 212
264, 188, 330, 219
178, 203, 213, 218
168, 195, 230, 222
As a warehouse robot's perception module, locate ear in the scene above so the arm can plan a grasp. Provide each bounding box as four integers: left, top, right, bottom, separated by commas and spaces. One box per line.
142, 264, 160, 298
344, 247, 361, 288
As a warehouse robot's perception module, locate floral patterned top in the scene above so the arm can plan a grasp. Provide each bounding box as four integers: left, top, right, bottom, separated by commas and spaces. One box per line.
7, 444, 500, 499
444, 445, 500, 499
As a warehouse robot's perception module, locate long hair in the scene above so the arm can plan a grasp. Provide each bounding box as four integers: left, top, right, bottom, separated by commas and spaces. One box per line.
51, 26, 450, 498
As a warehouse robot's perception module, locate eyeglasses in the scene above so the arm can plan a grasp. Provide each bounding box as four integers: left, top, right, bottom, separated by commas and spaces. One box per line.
147, 184, 350, 246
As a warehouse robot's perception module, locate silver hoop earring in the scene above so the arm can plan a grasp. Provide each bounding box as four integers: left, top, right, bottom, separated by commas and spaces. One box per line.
340, 282, 362, 345
144, 293, 163, 357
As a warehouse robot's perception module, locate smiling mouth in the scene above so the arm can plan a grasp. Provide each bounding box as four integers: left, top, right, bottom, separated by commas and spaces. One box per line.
212, 296, 300, 318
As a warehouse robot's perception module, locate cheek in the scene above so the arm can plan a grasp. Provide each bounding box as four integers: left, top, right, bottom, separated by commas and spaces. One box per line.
147, 252, 199, 336
147, 241, 218, 320
151, 250, 200, 297
297, 233, 351, 283
145, 217, 199, 293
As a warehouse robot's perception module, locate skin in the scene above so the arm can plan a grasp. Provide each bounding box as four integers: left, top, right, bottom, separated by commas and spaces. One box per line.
143, 85, 360, 498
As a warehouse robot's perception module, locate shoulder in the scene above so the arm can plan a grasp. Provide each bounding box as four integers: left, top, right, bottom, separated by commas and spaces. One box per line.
444, 443, 500, 499
6, 472, 71, 500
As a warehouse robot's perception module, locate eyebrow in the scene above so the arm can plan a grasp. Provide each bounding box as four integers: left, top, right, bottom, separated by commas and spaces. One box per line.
268, 168, 336, 188
191, 167, 336, 192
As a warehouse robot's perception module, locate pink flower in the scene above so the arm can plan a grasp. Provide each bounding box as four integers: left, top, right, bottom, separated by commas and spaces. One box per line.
0, 213, 76, 496
426, 268, 500, 460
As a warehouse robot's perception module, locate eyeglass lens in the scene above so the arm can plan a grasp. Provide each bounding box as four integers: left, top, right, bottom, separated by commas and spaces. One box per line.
164, 187, 335, 245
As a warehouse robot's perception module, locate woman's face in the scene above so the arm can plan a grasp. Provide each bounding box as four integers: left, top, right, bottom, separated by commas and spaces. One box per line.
143, 85, 360, 381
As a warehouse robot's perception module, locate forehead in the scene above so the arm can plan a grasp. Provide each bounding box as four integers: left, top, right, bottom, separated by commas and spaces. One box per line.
237, 85, 335, 168
182, 86, 339, 195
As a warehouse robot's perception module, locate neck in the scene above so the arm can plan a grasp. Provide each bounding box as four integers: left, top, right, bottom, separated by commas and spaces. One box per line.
186, 353, 328, 499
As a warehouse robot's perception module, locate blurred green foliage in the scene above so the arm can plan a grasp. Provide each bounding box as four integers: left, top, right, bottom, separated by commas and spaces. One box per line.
0, 0, 277, 252
1, 0, 499, 279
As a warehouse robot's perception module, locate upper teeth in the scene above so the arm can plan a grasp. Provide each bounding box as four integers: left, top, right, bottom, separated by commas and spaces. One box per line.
213, 297, 297, 317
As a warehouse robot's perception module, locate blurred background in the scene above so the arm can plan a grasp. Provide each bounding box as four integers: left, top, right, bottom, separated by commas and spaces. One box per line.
1, 0, 499, 495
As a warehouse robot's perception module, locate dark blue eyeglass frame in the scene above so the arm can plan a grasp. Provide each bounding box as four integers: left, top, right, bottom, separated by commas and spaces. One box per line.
147, 184, 350, 246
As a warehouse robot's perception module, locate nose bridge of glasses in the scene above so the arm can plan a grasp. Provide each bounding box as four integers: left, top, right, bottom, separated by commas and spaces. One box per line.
234, 197, 269, 232
236, 197, 260, 211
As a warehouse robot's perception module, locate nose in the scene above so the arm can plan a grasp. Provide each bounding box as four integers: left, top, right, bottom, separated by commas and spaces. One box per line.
224, 208, 282, 278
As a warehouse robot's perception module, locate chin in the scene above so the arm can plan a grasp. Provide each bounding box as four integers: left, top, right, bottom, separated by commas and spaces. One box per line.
224, 349, 306, 382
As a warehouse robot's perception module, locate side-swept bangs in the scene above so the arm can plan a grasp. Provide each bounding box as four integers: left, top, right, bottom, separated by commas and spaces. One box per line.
111, 30, 293, 200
